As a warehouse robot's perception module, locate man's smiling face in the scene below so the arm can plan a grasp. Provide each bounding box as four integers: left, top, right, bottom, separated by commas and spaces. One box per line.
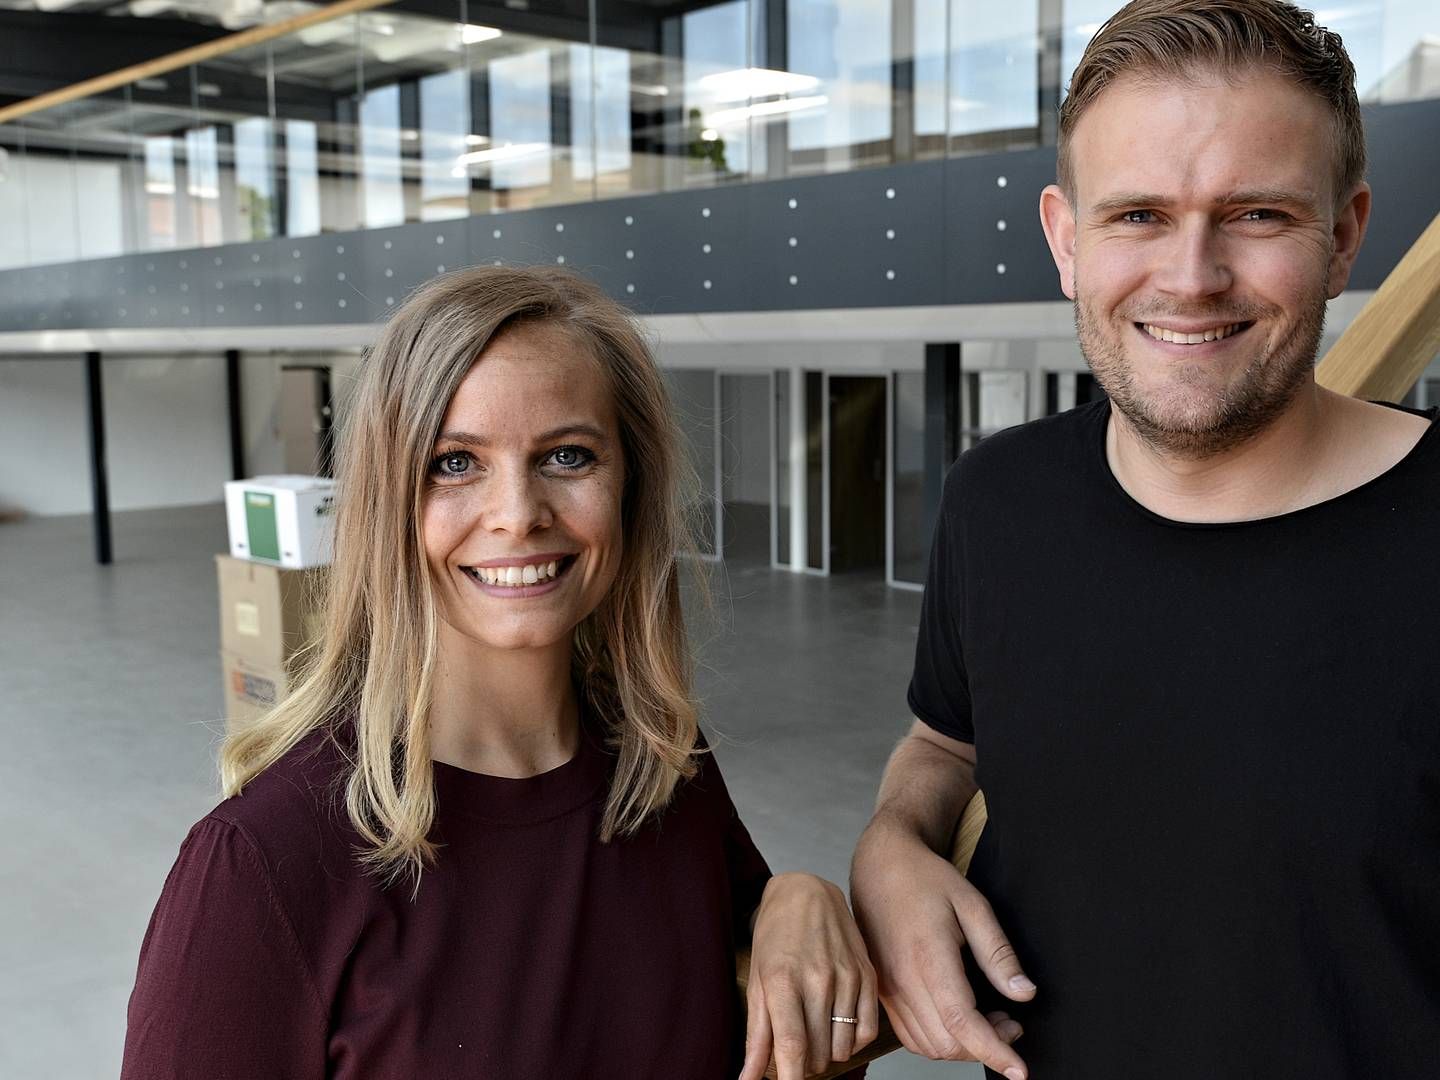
1041, 66, 1369, 456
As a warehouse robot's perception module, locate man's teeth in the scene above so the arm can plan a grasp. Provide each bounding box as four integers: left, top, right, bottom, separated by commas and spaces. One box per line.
469, 560, 561, 587
1142, 322, 1244, 344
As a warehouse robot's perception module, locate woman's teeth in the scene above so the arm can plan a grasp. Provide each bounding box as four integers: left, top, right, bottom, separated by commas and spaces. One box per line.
1142, 322, 1245, 344
468, 560, 561, 587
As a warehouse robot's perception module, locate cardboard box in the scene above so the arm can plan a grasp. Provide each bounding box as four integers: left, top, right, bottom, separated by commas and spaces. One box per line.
220, 650, 296, 735
224, 475, 336, 568
216, 554, 326, 670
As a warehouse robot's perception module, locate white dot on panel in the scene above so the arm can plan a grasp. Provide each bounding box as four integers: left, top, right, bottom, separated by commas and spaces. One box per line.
215, 282, 224, 290
182, 306, 190, 315
149, 307, 157, 316
252, 278, 261, 287
788, 274, 798, 285
148, 285, 156, 294
436, 235, 444, 244
338, 299, 347, 308
555, 223, 565, 232
295, 301, 303, 310
702, 243, 711, 254
493, 259, 502, 266
886, 269, 896, 280
788, 237, 798, 247
146, 263, 154, 271
886, 228, 895, 240
254, 303, 263, 312
996, 176, 1008, 188
337, 244, 345, 254
556, 255, 565, 264
118, 287, 126, 296
788, 198, 797, 209
624, 215, 633, 226
493, 229, 502, 238
386, 297, 394, 306
703, 280, 712, 290
294, 275, 303, 284
181, 260, 189, 269
702, 207, 711, 218
292, 250, 300, 259
886, 187, 895, 199
384, 240, 393, 250
180, 283, 188, 293
216, 304, 224, 313
252, 253, 260, 263
437, 264, 446, 273
997, 219, 1007, 231
626, 250, 634, 259
337, 272, 346, 281
626, 284, 635, 293
214, 256, 223, 265
385, 268, 394, 277
996, 263, 1007, 274
118, 308, 126, 316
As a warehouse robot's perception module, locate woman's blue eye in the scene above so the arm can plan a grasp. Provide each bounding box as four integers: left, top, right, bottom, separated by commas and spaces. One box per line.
431, 452, 471, 477
548, 446, 592, 470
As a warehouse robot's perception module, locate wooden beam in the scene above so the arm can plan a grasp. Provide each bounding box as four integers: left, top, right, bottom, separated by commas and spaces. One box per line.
0, 0, 398, 127
1317, 211, 1440, 401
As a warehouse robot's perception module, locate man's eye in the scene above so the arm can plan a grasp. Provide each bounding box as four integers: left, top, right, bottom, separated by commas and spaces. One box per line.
1121, 210, 1155, 224
1240, 208, 1287, 222
546, 446, 593, 470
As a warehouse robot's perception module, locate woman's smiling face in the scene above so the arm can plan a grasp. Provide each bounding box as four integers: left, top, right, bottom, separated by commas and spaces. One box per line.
421, 319, 625, 657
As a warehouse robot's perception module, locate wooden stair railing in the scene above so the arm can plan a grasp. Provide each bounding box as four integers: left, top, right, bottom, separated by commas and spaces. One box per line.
739, 207, 1440, 1079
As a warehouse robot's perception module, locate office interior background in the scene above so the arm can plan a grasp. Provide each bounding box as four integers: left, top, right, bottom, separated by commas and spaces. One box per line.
0, 0, 1437, 1075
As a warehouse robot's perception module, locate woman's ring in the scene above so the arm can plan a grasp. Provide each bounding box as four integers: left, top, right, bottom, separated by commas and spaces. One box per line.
831, 1015, 858, 1024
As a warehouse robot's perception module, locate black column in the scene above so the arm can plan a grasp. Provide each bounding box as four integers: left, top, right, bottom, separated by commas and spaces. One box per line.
923, 342, 960, 542
226, 349, 245, 481
84, 351, 112, 566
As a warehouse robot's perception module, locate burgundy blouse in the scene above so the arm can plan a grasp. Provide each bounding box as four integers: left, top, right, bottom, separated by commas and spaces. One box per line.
122, 726, 771, 1078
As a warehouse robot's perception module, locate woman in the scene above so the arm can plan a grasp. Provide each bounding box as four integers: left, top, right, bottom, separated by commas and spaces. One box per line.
122, 266, 877, 1080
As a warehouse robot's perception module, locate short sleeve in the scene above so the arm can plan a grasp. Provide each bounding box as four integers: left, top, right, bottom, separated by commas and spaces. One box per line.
121, 817, 327, 1080
694, 732, 773, 938
907, 466, 975, 743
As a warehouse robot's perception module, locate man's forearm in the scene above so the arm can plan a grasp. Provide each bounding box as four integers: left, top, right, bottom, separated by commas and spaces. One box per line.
864, 730, 978, 856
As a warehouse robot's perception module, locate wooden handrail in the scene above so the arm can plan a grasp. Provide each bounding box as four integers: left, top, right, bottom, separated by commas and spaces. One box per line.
0, 0, 398, 127
1316, 211, 1440, 400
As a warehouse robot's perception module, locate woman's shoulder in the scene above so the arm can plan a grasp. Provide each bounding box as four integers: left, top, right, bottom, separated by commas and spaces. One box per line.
204, 728, 362, 888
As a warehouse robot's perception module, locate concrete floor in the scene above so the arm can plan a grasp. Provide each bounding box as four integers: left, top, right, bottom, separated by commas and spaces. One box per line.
0, 504, 977, 1079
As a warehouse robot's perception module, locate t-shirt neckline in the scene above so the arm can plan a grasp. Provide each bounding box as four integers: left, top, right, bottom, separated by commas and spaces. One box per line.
431, 725, 613, 825
1090, 399, 1440, 530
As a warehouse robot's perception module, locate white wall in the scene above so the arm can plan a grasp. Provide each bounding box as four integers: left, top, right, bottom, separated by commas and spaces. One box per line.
0, 350, 363, 516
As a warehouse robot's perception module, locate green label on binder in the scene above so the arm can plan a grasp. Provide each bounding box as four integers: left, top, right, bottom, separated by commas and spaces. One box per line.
244, 491, 280, 562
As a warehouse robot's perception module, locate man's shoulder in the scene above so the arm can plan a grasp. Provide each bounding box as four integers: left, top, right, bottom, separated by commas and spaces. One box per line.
945, 398, 1107, 501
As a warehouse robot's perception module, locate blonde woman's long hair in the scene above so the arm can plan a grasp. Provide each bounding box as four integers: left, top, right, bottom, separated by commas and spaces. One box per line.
220, 266, 701, 884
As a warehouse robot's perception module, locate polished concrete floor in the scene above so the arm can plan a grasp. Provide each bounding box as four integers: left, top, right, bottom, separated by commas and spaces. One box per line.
0, 504, 977, 1079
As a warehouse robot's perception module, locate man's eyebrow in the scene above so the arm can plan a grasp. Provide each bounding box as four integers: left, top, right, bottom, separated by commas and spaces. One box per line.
1088, 189, 1320, 216
434, 423, 609, 447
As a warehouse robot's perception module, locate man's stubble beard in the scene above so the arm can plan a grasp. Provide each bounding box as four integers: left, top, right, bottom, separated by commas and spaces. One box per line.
1074, 275, 1329, 459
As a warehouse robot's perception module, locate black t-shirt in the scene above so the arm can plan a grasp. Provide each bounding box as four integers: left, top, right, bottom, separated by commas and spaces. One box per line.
908, 399, 1440, 1078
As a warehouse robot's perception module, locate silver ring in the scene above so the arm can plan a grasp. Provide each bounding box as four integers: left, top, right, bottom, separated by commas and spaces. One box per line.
831, 1015, 858, 1025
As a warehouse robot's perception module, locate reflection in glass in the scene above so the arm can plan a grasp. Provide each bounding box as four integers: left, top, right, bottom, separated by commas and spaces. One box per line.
234, 117, 277, 240
805, 370, 824, 570
0, 129, 29, 269
949, 4, 1040, 151
960, 370, 1027, 451
419, 69, 470, 220
143, 137, 179, 249
186, 126, 222, 246
283, 121, 321, 237
786, 0, 892, 174
775, 370, 791, 567
893, 370, 926, 584
489, 48, 556, 202
360, 84, 404, 228
683, 1, 756, 181
665, 368, 719, 556
720, 373, 773, 564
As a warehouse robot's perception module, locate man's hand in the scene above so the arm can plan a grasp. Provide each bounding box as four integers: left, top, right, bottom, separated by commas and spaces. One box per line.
738, 873, 880, 1080
850, 724, 1036, 1079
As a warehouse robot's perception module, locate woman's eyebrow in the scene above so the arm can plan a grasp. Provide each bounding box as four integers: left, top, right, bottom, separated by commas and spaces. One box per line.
435, 423, 609, 447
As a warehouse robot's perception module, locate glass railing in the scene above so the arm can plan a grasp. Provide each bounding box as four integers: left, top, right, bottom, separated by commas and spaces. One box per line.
1, 0, 1437, 271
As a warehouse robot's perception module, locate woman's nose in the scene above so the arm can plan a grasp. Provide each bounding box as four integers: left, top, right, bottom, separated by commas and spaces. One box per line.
481, 468, 552, 536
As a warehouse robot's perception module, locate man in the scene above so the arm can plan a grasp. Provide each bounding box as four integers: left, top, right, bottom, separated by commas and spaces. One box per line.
849, 1, 1439, 1077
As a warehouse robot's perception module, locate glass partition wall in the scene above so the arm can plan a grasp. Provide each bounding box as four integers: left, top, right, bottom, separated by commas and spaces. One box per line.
6, 0, 1435, 271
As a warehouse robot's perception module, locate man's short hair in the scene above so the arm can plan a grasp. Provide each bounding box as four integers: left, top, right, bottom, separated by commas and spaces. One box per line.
1057, 0, 1365, 204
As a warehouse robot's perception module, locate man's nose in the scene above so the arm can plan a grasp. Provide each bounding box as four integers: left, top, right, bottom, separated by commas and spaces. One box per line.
482, 468, 552, 536
1153, 220, 1233, 300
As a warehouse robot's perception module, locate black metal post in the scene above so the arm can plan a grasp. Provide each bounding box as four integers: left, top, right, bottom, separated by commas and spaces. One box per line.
84, 351, 112, 566
226, 349, 245, 480
923, 342, 961, 543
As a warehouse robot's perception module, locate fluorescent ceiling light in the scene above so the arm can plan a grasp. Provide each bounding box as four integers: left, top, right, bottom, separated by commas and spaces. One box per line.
465, 134, 492, 146
706, 95, 828, 127
632, 83, 670, 97
696, 67, 821, 102
461, 24, 503, 45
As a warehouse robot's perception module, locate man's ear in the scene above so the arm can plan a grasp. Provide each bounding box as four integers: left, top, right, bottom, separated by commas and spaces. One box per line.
1326, 181, 1371, 298
1039, 184, 1078, 300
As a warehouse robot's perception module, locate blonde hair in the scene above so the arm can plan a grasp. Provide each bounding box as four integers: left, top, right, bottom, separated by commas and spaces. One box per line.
1058, 0, 1365, 202
220, 266, 701, 884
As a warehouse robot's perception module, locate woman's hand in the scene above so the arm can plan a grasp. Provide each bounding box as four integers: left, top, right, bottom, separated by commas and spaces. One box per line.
738, 872, 879, 1080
